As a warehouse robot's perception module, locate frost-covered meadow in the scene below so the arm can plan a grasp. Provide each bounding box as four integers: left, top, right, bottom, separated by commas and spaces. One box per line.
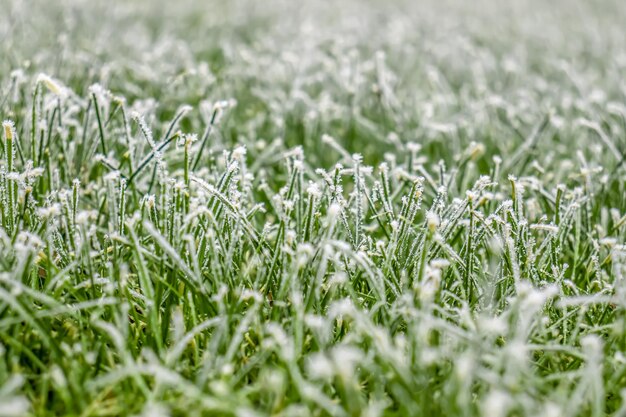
1, 0, 626, 415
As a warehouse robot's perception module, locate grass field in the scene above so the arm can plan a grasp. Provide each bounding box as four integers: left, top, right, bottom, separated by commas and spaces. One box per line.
1, 0, 626, 415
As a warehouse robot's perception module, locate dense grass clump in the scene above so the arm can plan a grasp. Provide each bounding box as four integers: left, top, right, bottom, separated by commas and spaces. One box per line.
1, 0, 626, 415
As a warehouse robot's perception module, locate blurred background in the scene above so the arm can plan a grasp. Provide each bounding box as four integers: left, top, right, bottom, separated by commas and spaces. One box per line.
1, 0, 625, 169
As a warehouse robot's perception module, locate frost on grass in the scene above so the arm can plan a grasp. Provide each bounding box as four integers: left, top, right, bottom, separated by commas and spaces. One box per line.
1, 0, 626, 416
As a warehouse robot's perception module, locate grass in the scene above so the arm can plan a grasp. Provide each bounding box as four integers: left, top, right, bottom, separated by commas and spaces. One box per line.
1, 0, 626, 415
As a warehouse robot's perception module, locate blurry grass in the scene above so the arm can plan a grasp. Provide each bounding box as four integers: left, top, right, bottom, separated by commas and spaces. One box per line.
1, 0, 626, 416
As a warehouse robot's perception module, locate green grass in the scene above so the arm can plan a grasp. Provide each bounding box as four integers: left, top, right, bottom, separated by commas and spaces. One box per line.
1, 0, 626, 416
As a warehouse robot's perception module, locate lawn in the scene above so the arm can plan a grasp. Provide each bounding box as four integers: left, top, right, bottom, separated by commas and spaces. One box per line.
1, 0, 626, 415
